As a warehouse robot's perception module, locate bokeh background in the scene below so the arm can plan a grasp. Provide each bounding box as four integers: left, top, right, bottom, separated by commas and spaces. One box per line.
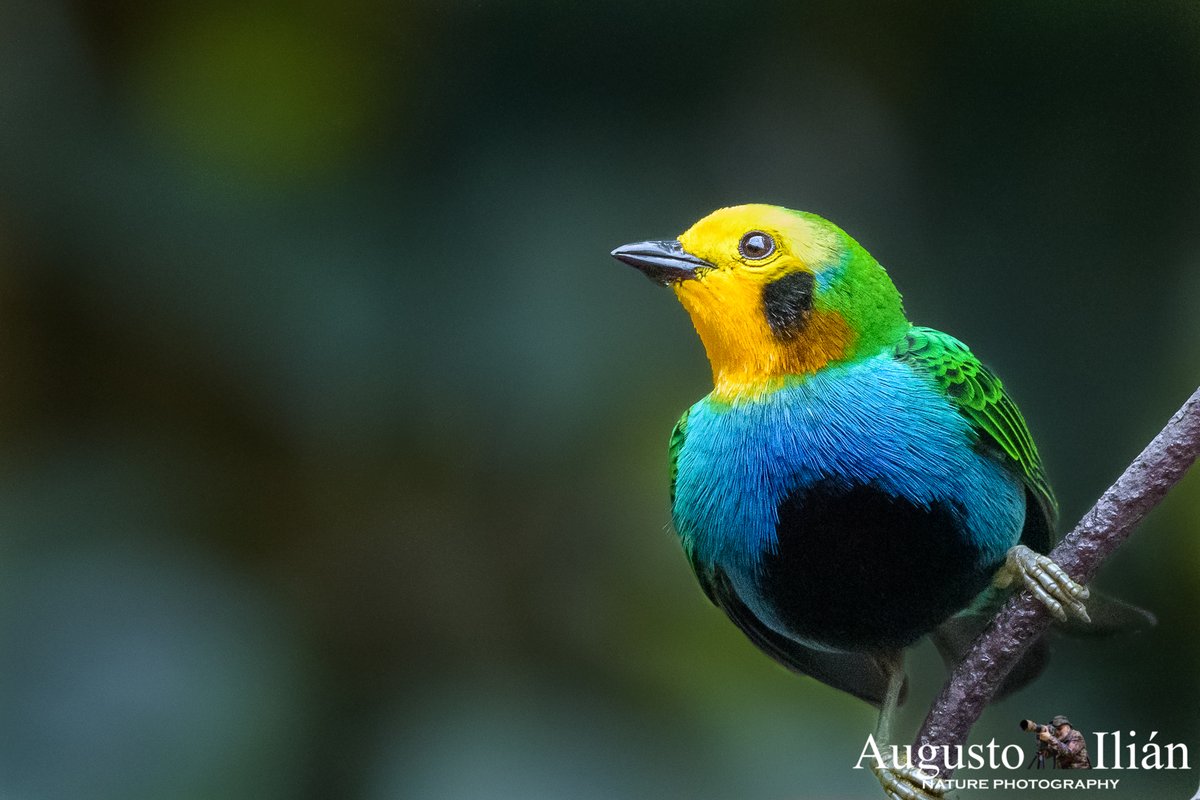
1, 1, 1198, 798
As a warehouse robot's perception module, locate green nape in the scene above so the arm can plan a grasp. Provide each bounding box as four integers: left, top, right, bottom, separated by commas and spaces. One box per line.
801, 212, 911, 363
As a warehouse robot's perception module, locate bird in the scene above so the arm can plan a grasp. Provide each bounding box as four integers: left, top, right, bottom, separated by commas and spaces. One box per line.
611, 204, 1132, 800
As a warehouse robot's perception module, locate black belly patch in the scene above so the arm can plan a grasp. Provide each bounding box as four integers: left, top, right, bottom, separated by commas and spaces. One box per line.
760, 481, 996, 650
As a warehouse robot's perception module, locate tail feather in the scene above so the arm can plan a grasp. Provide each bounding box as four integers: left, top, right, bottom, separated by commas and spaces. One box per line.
933, 588, 1155, 699
1053, 590, 1157, 637
932, 611, 1049, 700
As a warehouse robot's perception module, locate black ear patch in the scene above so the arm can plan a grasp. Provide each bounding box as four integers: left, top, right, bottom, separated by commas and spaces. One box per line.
762, 272, 815, 339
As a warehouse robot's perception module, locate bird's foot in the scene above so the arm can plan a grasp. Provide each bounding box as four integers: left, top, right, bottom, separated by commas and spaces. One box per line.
871, 758, 944, 800
993, 544, 1090, 623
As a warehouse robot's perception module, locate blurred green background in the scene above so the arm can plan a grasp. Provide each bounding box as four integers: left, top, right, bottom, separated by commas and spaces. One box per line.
0, 1, 1198, 798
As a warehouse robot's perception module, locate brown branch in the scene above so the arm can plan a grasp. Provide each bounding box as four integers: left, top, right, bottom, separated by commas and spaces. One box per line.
913, 385, 1200, 778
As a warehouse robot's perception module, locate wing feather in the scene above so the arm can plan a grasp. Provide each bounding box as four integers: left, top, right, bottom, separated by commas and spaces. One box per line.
668, 408, 689, 507
696, 567, 904, 707
894, 326, 1058, 546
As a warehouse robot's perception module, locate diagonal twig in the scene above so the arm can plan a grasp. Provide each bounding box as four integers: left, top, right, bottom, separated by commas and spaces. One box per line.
913, 385, 1200, 778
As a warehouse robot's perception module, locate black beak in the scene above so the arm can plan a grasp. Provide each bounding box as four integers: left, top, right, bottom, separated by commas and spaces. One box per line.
610, 239, 712, 286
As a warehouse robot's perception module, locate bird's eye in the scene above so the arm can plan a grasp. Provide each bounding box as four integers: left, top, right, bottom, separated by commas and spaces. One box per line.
738, 231, 775, 260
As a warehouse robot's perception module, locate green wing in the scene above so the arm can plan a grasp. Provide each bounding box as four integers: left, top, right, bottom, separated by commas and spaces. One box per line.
668, 407, 689, 507
895, 326, 1058, 548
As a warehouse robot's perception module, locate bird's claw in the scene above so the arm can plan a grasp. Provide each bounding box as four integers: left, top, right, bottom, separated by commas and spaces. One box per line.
871, 759, 944, 800
994, 544, 1090, 623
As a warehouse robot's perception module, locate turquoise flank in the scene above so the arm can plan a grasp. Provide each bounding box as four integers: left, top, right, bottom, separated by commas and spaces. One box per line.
671, 352, 1026, 581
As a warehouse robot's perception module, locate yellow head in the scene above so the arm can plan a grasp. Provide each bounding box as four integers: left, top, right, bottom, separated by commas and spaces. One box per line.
613, 204, 909, 400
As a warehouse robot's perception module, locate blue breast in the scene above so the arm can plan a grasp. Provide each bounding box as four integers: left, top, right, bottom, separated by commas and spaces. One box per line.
672, 353, 1025, 580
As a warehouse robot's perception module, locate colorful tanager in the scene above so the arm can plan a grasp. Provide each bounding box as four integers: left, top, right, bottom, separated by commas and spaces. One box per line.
612, 205, 1141, 800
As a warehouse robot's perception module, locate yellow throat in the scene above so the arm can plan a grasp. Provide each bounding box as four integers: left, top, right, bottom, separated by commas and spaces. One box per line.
673, 205, 856, 400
